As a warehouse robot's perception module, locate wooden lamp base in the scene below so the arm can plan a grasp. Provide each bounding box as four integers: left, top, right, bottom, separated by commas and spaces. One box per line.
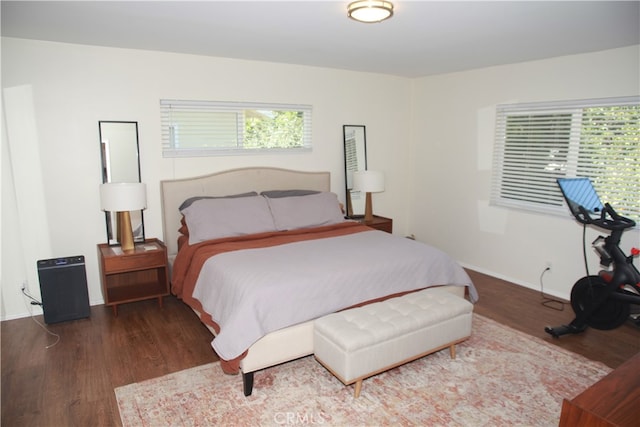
117, 211, 135, 252
364, 192, 374, 223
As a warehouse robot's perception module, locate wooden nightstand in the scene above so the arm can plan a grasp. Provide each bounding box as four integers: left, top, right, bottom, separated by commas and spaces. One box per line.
356, 215, 393, 233
97, 238, 170, 316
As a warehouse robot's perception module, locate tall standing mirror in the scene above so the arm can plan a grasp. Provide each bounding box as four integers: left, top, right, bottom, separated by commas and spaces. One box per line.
99, 121, 145, 245
343, 125, 367, 217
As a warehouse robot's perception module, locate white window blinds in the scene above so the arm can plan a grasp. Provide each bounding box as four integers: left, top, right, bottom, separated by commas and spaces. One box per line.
491, 96, 640, 223
161, 100, 312, 157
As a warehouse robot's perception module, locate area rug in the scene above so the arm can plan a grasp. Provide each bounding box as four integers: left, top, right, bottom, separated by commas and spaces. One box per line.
115, 314, 611, 426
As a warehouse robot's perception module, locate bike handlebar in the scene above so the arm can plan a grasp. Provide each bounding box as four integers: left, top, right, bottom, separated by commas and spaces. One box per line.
577, 203, 636, 231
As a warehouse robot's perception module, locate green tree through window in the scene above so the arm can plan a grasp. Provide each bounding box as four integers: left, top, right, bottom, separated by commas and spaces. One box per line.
244, 110, 304, 149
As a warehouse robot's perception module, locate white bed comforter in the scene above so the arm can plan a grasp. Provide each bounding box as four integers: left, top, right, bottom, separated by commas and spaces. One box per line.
192, 229, 476, 360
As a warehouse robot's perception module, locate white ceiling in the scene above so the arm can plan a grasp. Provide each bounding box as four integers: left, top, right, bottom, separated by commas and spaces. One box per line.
2, 1, 639, 78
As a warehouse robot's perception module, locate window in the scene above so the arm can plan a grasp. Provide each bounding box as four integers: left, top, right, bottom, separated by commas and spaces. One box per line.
491, 97, 640, 223
161, 100, 312, 157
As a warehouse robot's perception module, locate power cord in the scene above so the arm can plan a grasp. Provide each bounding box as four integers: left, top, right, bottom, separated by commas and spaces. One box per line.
539, 267, 565, 311
582, 223, 591, 277
540, 222, 590, 311
21, 286, 60, 349
21, 286, 42, 306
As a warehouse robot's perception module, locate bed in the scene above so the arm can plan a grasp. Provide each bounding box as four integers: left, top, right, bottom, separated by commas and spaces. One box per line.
161, 167, 477, 396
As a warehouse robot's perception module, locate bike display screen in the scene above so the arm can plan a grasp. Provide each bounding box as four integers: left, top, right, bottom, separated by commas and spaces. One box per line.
557, 177, 604, 219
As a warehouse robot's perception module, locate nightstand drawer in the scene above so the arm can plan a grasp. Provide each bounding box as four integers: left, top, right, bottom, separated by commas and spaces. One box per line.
103, 249, 165, 273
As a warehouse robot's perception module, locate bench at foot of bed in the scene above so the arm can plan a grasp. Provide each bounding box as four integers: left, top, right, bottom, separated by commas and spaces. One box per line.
313, 288, 473, 397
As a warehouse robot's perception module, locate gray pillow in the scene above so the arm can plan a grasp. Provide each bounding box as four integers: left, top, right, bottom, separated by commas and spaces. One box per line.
179, 191, 258, 210
266, 192, 345, 231
181, 195, 276, 244
261, 189, 320, 198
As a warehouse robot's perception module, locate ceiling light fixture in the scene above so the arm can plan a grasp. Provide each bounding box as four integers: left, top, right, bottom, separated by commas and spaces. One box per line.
347, 0, 394, 23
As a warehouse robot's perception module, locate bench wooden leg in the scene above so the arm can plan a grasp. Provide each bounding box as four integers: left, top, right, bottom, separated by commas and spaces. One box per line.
354, 379, 363, 398
450, 344, 456, 359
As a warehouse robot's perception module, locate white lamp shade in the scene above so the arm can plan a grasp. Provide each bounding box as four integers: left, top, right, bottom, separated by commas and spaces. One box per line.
100, 182, 147, 212
353, 170, 385, 193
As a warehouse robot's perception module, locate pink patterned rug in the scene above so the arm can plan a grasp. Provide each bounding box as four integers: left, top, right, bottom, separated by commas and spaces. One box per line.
115, 314, 610, 426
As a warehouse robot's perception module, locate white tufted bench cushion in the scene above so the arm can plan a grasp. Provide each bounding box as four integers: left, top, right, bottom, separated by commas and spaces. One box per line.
314, 287, 473, 397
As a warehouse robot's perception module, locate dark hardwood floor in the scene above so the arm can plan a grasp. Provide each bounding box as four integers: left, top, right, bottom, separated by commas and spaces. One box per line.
1, 296, 216, 427
466, 270, 639, 368
2, 269, 639, 426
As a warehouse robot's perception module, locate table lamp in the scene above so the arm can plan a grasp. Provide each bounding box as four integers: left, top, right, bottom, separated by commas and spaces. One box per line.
100, 182, 147, 251
353, 170, 385, 223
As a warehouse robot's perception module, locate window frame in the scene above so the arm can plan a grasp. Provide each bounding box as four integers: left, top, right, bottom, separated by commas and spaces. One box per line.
161, 99, 312, 157
490, 96, 640, 223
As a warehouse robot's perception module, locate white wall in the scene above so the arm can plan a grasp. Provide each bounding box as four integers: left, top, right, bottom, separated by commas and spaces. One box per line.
409, 45, 640, 299
1, 37, 412, 320
2, 37, 638, 320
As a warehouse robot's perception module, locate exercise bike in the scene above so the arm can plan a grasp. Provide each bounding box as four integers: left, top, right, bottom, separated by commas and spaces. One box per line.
545, 177, 640, 338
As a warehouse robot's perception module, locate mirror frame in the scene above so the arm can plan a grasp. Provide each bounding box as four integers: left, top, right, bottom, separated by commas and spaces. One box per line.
99, 121, 145, 245
343, 125, 368, 218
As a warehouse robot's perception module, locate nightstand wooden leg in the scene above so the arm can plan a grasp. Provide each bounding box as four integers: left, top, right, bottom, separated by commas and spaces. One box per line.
112, 305, 118, 317
157, 296, 163, 308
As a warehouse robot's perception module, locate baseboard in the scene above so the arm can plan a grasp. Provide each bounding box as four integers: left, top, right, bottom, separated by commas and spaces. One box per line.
460, 262, 569, 301
1, 298, 104, 322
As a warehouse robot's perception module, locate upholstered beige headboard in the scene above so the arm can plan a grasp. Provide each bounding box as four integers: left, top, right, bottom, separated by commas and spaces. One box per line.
160, 167, 331, 256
